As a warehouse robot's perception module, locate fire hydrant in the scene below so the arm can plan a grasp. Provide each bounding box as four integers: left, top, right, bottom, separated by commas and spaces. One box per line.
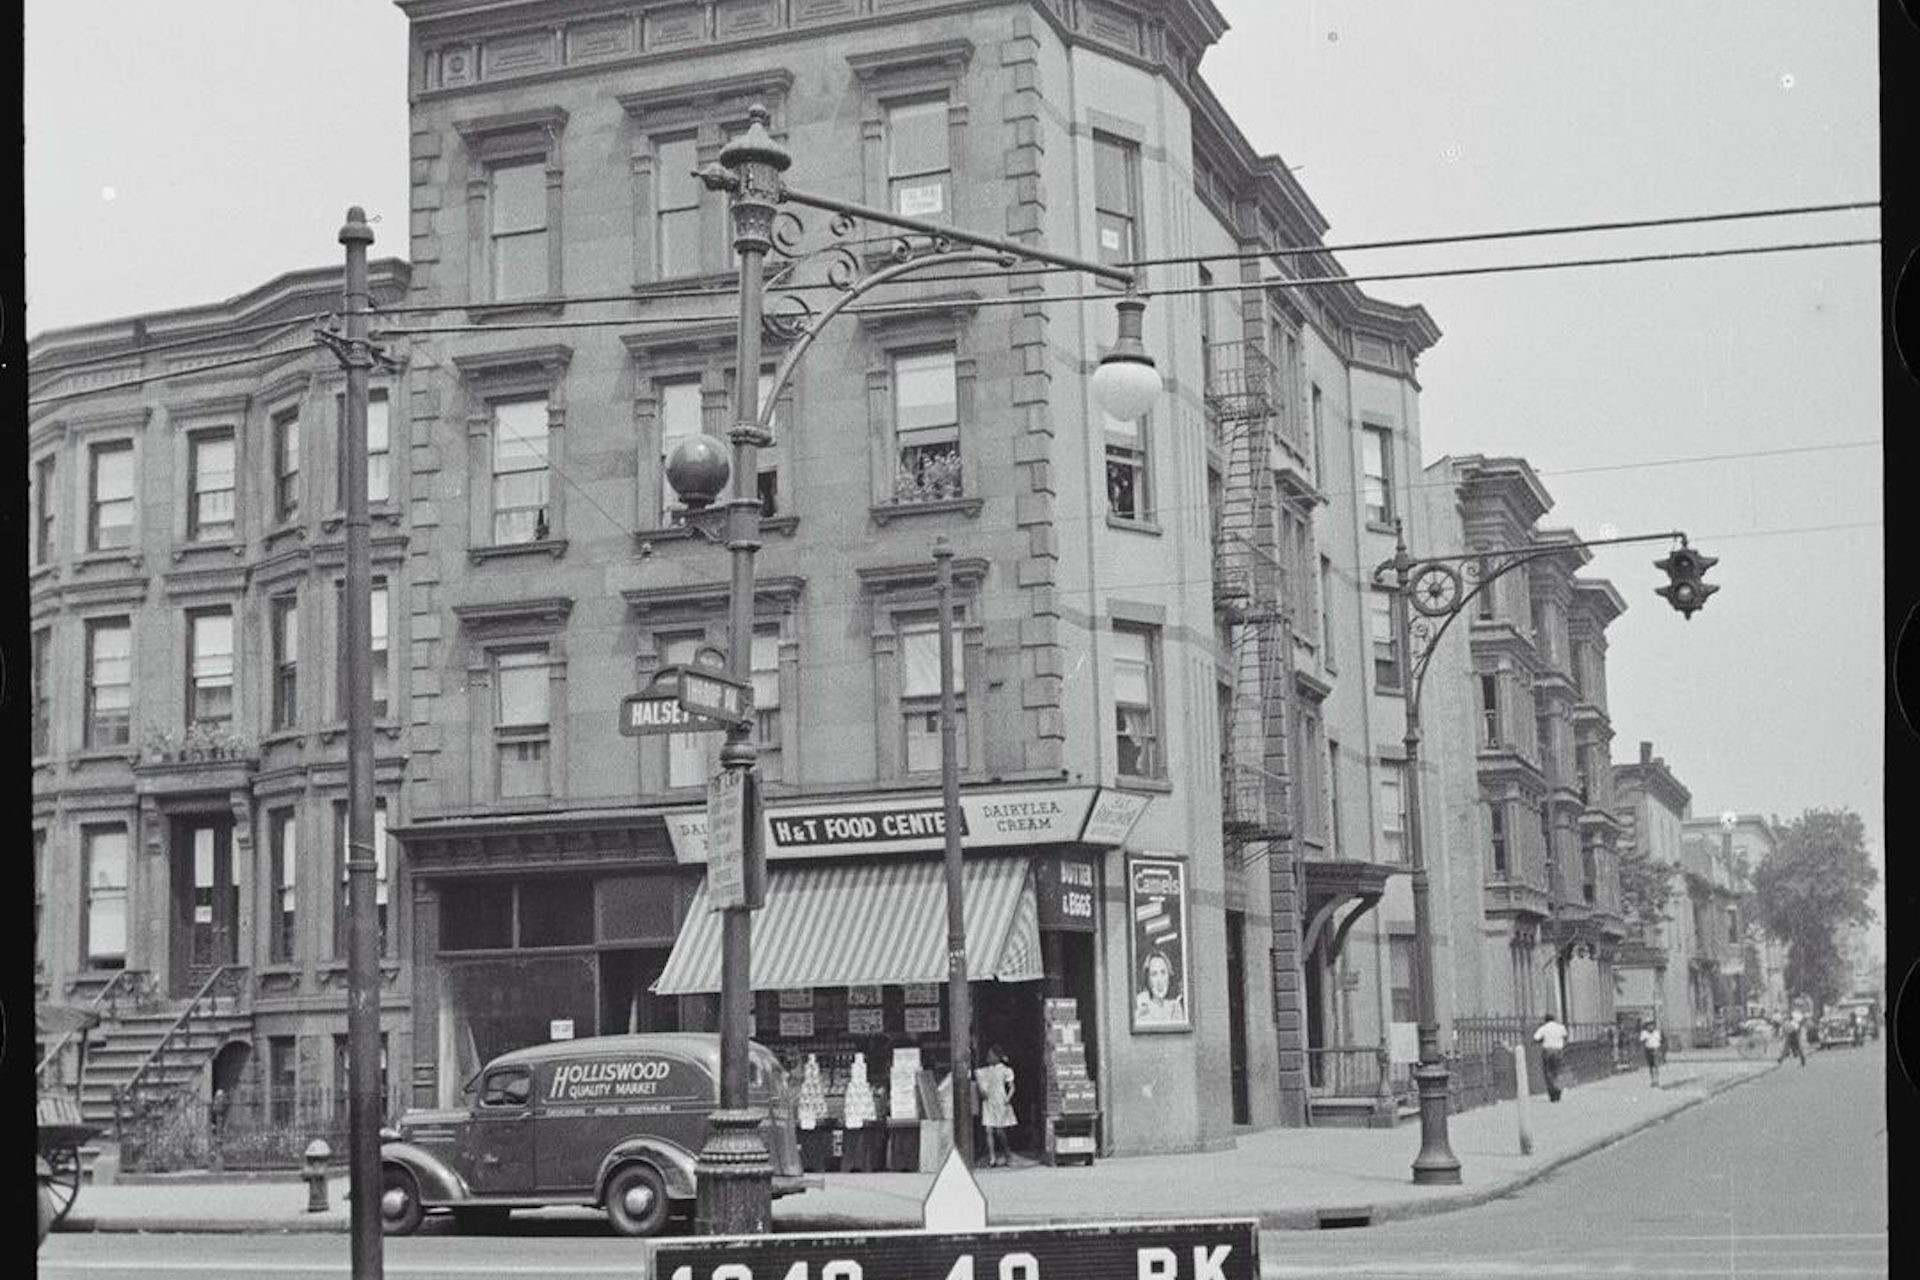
302, 1140, 332, 1213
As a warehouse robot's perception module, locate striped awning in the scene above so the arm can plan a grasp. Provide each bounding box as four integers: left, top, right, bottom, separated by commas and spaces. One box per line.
652, 856, 1042, 995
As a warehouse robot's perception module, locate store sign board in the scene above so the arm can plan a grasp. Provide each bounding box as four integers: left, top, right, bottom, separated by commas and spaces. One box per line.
1081, 788, 1152, 846
652, 1219, 1259, 1280
667, 785, 1130, 864
1034, 854, 1098, 932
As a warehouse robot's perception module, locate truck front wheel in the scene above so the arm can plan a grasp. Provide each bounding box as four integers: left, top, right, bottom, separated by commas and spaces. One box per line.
381, 1166, 426, 1236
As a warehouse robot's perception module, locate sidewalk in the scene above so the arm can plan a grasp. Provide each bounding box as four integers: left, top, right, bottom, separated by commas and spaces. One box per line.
60, 1054, 1771, 1235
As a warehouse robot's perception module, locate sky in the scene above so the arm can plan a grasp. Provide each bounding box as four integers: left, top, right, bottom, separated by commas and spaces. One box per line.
22, 2, 1884, 946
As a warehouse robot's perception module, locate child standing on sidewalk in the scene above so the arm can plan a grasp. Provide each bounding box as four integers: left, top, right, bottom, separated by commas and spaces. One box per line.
1637, 1021, 1663, 1087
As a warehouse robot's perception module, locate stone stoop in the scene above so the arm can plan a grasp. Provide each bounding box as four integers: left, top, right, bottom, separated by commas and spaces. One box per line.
71, 1003, 254, 1180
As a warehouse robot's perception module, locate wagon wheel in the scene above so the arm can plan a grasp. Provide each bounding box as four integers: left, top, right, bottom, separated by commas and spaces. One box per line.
43, 1143, 82, 1225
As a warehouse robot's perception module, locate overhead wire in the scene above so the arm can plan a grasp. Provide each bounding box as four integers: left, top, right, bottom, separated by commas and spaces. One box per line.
29, 200, 1877, 376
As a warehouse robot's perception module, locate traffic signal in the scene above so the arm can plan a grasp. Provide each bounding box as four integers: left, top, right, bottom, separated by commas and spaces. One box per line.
1653, 547, 1718, 619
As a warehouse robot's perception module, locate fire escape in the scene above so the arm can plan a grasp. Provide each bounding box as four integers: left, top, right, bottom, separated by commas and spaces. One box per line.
1206, 336, 1306, 1122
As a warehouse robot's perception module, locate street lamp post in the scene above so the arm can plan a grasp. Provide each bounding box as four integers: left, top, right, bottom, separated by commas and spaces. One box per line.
664, 105, 1162, 1231
1374, 520, 1708, 1186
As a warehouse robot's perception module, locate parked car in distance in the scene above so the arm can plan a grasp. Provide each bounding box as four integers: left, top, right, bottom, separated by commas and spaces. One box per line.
1817, 1014, 1857, 1049
379, 1033, 809, 1237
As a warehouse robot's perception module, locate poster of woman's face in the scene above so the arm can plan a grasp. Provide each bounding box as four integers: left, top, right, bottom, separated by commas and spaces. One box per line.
1128, 856, 1191, 1033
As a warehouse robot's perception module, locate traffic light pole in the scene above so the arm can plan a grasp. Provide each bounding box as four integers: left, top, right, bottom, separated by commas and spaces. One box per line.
1373, 522, 1707, 1186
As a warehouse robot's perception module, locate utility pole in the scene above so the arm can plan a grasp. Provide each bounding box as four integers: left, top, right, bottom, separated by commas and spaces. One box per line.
336, 206, 384, 1279
935, 538, 974, 1166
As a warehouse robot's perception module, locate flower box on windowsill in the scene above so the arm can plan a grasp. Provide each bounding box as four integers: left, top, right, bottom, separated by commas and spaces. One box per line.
469, 538, 568, 564
316, 722, 403, 745
870, 496, 983, 526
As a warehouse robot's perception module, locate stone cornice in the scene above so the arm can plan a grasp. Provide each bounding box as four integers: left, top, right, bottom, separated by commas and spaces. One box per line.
451, 595, 574, 634
855, 557, 989, 594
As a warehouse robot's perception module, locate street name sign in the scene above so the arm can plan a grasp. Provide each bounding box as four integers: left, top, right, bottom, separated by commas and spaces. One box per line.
619, 691, 726, 736
650, 1219, 1259, 1280
678, 666, 752, 726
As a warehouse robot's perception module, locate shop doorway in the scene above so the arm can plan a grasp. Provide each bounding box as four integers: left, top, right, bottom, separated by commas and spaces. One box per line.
600, 948, 680, 1035
973, 979, 1044, 1154
1225, 911, 1250, 1125
170, 816, 237, 997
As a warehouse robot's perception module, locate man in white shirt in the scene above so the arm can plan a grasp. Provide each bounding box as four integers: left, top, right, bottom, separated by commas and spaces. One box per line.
1637, 1020, 1663, 1086
1533, 1012, 1570, 1102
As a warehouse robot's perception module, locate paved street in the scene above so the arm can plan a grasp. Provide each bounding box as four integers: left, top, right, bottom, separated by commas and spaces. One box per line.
1256, 1041, 1887, 1277
37, 1050, 1883, 1278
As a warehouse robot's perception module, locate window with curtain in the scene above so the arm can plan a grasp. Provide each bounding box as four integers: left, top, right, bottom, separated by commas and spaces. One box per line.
35, 454, 56, 564
1105, 412, 1149, 520
334, 797, 392, 957
1390, 936, 1417, 1022
661, 633, 719, 789
752, 626, 781, 770
188, 430, 236, 541
892, 349, 961, 502
89, 441, 135, 550
271, 595, 298, 730
1378, 765, 1405, 864
1113, 625, 1160, 778
273, 409, 301, 523
1092, 133, 1139, 267
1361, 426, 1392, 524
899, 611, 964, 775
1370, 593, 1400, 689
886, 96, 950, 219
85, 617, 132, 747
1489, 802, 1509, 877
658, 379, 703, 519
494, 648, 550, 800
187, 608, 235, 727
84, 825, 129, 967
491, 397, 550, 544
333, 579, 389, 721
654, 133, 701, 277
270, 808, 297, 962
490, 160, 549, 301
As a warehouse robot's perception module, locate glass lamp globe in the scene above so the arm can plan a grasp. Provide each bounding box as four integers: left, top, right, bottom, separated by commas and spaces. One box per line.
666, 433, 731, 510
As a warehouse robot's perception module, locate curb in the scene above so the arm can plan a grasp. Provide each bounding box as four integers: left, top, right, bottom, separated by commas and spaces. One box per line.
58, 1067, 1774, 1237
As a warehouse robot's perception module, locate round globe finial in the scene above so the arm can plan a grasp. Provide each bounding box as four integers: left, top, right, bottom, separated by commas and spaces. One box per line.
1720, 810, 1739, 831
666, 433, 731, 509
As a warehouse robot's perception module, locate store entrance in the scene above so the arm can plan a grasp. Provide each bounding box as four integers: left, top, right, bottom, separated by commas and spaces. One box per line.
973, 980, 1044, 1154
599, 948, 679, 1035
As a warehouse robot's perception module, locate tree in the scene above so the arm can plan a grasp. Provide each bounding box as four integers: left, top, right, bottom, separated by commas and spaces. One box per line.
1752, 808, 1877, 1009
1617, 848, 1678, 940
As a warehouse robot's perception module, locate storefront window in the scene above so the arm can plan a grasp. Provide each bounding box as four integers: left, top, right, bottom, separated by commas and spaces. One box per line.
440, 882, 514, 951
444, 954, 597, 1079
518, 878, 593, 947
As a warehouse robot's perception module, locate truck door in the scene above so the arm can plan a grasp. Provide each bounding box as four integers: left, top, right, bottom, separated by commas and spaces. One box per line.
468, 1065, 535, 1195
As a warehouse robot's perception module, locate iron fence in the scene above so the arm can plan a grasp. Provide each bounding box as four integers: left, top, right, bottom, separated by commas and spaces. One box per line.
1305, 1045, 1415, 1101
119, 1082, 405, 1173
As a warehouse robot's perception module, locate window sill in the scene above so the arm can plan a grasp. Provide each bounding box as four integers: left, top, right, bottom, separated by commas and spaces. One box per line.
1364, 520, 1398, 536
1111, 775, 1173, 793
170, 539, 246, 562
632, 272, 737, 299
30, 563, 59, 586
77, 550, 145, 572
1105, 514, 1161, 536
320, 507, 403, 534
469, 538, 568, 564
260, 729, 308, 749
465, 298, 565, 322
72, 747, 137, 766
316, 723, 403, 745
870, 497, 983, 525
635, 514, 798, 552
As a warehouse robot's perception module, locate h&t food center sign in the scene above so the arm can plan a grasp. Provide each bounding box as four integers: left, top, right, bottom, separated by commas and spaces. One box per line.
653, 1218, 1258, 1280
665, 785, 1150, 863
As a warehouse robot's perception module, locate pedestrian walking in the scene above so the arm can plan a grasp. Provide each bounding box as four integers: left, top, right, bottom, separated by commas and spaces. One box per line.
1778, 1012, 1807, 1066
974, 1044, 1016, 1167
1637, 1021, 1663, 1087
1532, 1012, 1570, 1102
